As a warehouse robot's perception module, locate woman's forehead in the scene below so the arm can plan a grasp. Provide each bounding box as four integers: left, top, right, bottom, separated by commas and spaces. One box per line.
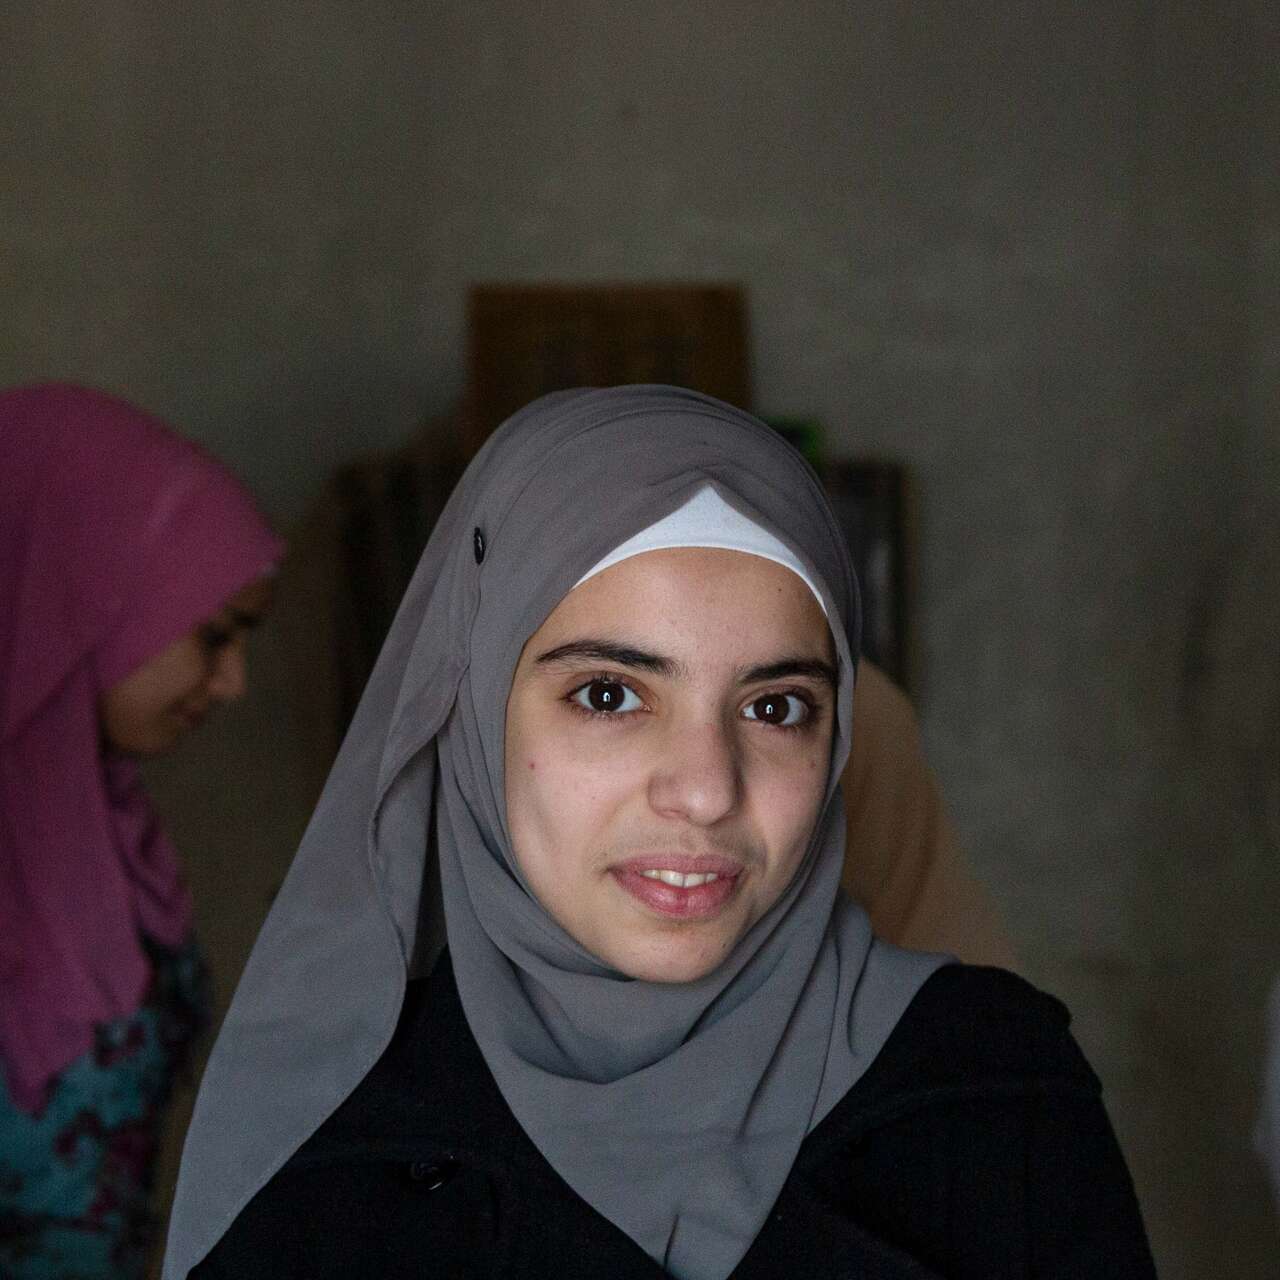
568, 483, 828, 620
527, 548, 834, 668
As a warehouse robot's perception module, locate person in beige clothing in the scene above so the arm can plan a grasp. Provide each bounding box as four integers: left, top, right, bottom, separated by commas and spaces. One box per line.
842, 661, 1015, 966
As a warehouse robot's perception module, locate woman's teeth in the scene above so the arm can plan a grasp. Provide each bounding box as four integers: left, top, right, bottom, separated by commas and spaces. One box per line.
638, 870, 720, 888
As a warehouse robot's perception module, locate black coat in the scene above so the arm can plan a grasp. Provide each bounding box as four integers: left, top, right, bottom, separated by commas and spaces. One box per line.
192, 955, 1157, 1279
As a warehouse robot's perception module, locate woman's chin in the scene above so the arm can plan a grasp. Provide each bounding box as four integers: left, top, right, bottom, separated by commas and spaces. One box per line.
600, 932, 739, 984
104, 721, 188, 758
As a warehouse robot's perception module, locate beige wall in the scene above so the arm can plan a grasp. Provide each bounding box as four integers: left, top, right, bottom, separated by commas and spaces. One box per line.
5, 3, 1279, 1274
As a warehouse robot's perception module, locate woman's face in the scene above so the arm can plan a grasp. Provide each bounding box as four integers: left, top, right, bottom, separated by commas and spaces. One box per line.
504, 547, 837, 984
98, 576, 273, 756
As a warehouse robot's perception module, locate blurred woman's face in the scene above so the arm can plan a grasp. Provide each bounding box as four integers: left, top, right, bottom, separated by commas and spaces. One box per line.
504, 548, 836, 984
98, 576, 273, 756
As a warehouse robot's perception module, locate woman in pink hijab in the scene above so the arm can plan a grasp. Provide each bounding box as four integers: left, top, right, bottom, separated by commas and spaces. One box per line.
0, 385, 283, 1278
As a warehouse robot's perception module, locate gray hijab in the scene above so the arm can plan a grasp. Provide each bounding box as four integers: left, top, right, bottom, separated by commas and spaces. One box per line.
163, 386, 946, 1280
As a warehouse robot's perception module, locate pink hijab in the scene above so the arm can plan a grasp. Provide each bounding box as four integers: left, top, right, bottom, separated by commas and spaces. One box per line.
0, 384, 284, 1113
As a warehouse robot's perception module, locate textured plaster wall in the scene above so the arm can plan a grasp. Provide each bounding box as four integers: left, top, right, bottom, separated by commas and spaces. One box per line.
4, 3, 1278, 1275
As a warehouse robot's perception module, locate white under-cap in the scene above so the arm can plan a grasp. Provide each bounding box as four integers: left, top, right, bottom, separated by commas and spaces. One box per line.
573, 484, 828, 617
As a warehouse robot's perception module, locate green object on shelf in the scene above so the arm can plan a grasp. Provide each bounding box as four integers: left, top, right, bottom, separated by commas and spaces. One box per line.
763, 417, 824, 468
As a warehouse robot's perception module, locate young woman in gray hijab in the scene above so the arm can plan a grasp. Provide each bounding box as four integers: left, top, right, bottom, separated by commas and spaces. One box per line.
165, 387, 1156, 1279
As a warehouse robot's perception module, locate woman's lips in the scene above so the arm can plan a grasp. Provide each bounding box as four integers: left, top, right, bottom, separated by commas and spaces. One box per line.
610, 856, 742, 920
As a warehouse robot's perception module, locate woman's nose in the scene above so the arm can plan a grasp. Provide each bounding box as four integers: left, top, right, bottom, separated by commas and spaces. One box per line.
646, 718, 742, 826
206, 641, 248, 702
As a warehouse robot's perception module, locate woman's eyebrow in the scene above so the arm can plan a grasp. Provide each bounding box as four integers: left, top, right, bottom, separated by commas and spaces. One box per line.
535, 639, 681, 676
738, 657, 839, 688
534, 640, 837, 688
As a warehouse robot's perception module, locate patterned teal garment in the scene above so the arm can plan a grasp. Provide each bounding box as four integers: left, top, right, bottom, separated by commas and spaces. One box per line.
0, 938, 210, 1280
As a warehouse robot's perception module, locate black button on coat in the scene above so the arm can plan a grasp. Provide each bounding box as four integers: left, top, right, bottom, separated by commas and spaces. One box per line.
192, 954, 1157, 1279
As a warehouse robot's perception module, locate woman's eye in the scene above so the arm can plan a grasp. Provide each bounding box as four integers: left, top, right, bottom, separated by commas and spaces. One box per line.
570, 679, 643, 715
742, 692, 810, 728
199, 626, 233, 654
